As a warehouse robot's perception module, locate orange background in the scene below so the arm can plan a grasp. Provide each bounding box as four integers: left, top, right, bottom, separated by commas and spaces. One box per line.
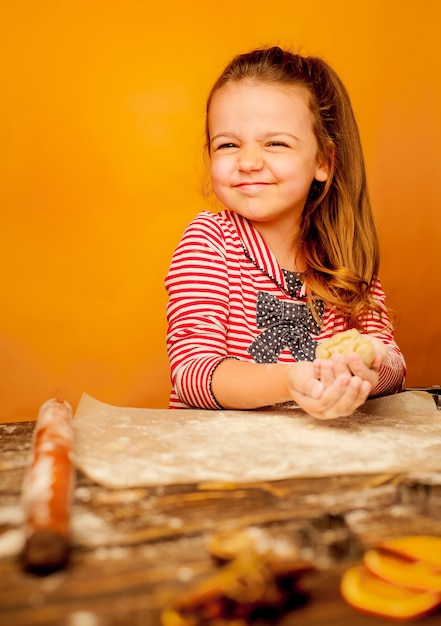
1, 1, 440, 421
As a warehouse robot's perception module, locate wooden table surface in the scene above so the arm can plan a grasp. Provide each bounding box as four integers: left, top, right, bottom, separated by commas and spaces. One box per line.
2, 419, 441, 625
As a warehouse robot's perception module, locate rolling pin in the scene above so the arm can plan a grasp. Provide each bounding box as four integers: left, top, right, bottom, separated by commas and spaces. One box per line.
21, 398, 75, 573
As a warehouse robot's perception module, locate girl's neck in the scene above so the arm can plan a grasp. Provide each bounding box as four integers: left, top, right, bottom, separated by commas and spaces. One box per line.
251, 220, 304, 273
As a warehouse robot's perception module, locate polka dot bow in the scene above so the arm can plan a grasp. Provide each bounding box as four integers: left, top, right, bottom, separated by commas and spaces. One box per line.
248, 291, 323, 363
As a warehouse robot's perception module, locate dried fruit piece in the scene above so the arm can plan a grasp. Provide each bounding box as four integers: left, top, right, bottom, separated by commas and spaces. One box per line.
161, 531, 313, 626
378, 535, 441, 569
364, 549, 441, 592
341, 564, 441, 619
206, 527, 303, 571
207, 529, 258, 562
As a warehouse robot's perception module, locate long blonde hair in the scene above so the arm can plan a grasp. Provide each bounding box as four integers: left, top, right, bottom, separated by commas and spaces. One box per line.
205, 47, 381, 325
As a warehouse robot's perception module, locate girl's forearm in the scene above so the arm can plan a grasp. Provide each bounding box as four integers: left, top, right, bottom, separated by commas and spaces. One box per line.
211, 359, 292, 409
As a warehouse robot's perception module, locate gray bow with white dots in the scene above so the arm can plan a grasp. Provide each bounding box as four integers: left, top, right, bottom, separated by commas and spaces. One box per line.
248, 291, 323, 363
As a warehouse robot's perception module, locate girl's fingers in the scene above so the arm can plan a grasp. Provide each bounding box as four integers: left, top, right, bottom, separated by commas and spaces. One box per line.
346, 353, 380, 387
290, 375, 371, 420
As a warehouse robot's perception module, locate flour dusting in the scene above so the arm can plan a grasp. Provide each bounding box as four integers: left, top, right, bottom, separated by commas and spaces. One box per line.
73, 392, 441, 489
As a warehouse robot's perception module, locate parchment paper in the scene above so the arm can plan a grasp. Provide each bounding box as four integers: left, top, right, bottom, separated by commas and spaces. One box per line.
73, 392, 441, 488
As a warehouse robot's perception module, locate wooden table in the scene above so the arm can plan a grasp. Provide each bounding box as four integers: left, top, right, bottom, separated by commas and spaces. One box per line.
2, 419, 441, 625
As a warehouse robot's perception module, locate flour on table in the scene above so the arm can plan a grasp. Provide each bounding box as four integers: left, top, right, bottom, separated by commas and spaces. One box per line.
73, 392, 441, 489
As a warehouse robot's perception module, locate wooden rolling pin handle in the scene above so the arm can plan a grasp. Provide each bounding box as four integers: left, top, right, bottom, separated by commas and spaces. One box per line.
22, 398, 75, 574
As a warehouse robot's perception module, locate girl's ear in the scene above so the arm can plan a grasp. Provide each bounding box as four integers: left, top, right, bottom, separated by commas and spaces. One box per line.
315, 143, 334, 182
315, 161, 329, 182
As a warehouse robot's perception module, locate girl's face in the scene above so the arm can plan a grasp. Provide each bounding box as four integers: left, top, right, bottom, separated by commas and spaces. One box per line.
208, 81, 328, 232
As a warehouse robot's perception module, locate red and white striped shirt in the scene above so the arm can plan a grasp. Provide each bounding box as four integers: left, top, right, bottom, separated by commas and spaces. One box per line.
165, 210, 406, 409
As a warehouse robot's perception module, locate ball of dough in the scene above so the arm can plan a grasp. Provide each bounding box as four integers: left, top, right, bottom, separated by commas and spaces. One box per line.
316, 328, 375, 367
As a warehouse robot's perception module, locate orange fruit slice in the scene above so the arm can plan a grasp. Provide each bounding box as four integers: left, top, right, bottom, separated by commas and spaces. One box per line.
364, 549, 441, 592
378, 536, 441, 569
341, 565, 441, 619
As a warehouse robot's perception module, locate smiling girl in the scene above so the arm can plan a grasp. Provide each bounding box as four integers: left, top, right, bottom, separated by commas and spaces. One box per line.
165, 46, 406, 419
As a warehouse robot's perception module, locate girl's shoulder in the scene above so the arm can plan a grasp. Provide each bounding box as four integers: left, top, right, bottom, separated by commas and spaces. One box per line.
173, 210, 248, 262
185, 209, 236, 229
181, 210, 242, 243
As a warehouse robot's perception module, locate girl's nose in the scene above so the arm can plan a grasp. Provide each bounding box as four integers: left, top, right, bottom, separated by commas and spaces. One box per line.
237, 147, 263, 172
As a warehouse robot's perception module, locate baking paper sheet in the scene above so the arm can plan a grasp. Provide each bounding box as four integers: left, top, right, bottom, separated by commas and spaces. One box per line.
73, 392, 441, 488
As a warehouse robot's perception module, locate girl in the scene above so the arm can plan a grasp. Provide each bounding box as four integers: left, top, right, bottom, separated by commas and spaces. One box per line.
165, 46, 406, 419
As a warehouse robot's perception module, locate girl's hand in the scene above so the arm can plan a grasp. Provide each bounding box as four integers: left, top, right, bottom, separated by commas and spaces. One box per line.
364, 335, 388, 369
319, 351, 380, 390
334, 335, 387, 388
286, 346, 382, 420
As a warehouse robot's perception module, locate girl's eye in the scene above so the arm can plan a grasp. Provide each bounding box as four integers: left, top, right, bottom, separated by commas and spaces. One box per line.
267, 141, 289, 147
217, 142, 237, 150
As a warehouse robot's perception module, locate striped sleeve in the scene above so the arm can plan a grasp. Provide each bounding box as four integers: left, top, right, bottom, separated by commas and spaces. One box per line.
361, 278, 406, 396
165, 214, 231, 409
320, 277, 406, 396
370, 347, 406, 396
